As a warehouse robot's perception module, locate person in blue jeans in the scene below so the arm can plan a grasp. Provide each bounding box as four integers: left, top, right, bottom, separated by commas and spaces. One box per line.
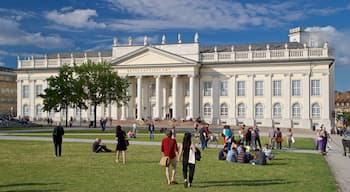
148, 122, 155, 140
199, 126, 207, 150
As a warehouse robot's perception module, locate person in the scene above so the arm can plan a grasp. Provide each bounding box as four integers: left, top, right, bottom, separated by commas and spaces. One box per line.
115, 125, 127, 164
238, 126, 245, 145
161, 130, 179, 185
148, 122, 155, 140
132, 123, 137, 138
92, 138, 112, 153
245, 127, 252, 147
218, 145, 228, 160
276, 127, 283, 150
52, 122, 64, 157
286, 128, 293, 149
178, 132, 196, 188
171, 126, 176, 139
226, 141, 238, 163
100, 118, 105, 132
237, 146, 249, 163
269, 127, 276, 149
223, 125, 232, 148
322, 128, 329, 155
250, 149, 267, 165
69, 116, 73, 127
262, 143, 275, 160
254, 126, 262, 149
199, 125, 207, 150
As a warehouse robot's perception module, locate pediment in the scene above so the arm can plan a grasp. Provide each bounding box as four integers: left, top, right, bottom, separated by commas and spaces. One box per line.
111, 46, 197, 66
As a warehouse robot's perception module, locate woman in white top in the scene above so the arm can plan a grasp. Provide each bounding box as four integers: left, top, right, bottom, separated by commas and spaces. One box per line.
178, 132, 196, 188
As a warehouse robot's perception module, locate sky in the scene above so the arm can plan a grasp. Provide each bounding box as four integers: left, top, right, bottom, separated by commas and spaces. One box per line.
0, 0, 350, 91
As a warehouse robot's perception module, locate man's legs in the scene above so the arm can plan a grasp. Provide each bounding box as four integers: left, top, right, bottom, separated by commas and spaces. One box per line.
58, 143, 62, 156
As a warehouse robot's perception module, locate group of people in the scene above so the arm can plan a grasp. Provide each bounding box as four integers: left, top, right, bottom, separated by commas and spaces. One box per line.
316, 126, 330, 155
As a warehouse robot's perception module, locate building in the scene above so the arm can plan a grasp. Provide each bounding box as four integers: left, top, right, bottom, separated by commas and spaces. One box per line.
0, 66, 17, 116
16, 27, 335, 130
335, 91, 350, 113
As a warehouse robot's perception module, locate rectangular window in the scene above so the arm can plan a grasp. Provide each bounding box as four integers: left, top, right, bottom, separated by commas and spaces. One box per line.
204, 81, 212, 96
35, 85, 42, 97
185, 80, 190, 96
311, 80, 320, 96
22, 85, 29, 98
237, 81, 245, 96
255, 80, 264, 96
220, 81, 228, 96
292, 80, 301, 96
272, 80, 281, 96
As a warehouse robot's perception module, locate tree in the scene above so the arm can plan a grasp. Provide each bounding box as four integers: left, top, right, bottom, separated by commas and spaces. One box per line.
40, 65, 87, 127
75, 60, 129, 128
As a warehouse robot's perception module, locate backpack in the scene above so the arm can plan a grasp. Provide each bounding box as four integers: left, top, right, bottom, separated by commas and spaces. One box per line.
195, 147, 201, 161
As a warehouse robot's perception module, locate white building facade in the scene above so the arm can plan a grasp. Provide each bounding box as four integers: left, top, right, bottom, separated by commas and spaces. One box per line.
16, 27, 335, 130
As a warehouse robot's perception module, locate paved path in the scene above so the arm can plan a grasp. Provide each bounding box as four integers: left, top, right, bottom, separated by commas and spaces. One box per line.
0, 128, 348, 191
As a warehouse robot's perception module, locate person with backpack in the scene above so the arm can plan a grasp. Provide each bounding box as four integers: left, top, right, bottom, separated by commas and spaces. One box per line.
178, 132, 197, 188
52, 122, 64, 157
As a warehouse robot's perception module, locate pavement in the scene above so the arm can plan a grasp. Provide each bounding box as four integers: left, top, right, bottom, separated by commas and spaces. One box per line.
0, 127, 349, 191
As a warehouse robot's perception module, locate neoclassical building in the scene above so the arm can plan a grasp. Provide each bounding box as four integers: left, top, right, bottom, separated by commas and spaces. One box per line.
16, 27, 335, 129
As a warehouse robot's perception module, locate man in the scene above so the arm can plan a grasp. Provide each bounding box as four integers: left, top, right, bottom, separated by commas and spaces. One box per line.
218, 145, 228, 160
92, 138, 112, 153
161, 130, 179, 185
269, 127, 276, 149
52, 122, 64, 157
148, 122, 155, 140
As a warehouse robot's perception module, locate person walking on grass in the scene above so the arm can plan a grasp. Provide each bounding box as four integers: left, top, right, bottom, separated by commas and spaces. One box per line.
178, 132, 197, 188
161, 130, 179, 185
52, 122, 64, 157
115, 125, 127, 164
148, 122, 155, 141
286, 128, 293, 149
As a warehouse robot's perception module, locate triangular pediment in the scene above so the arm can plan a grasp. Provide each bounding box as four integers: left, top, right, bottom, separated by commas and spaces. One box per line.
111, 46, 197, 66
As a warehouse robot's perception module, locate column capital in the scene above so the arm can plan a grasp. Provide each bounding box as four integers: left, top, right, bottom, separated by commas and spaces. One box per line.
171, 74, 178, 78
154, 75, 162, 79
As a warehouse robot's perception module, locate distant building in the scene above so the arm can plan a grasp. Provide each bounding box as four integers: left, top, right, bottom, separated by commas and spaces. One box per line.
0, 66, 17, 116
335, 91, 350, 113
16, 27, 335, 130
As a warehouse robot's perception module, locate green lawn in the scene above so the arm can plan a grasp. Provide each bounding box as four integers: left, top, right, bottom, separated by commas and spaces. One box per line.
0, 140, 336, 192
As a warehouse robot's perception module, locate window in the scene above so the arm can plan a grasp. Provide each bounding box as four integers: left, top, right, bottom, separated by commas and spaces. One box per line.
312, 103, 321, 118
255, 103, 264, 119
255, 81, 264, 96
35, 85, 42, 97
273, 80, 281, 96
237, 81, 245, 96
22, 85, 29, 98
220, 103, 228, 116
203, 103, 211, 116
311, 80, 320, 96
273, 103, 282, 119
204, 81, 212, 96
292, 103, 301, 119
185, 80, 190, 96
35, 105, 42, 118
292, 80, 301, 96
76, 107, 81, 117
220, 81, 228, 96
23, 104, 29, 116
237, 103, 245, 118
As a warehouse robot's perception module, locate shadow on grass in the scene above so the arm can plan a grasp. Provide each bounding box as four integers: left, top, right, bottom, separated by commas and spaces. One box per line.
0, 182, 62, 192
195, 179, 295, 188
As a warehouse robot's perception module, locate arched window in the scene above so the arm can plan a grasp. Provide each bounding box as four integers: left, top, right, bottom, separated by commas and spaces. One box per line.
255, 103, 264, 119
273, 103, 282, 119
237, 103, 245, 118
292, 103, 301, 119
35, 104, 42, 118
312, 103, 321, 118
220, 103, 228, 116
23, 104, 29, 116
203, 103, 211, 116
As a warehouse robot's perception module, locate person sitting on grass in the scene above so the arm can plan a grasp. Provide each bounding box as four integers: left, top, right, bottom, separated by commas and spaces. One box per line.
237, 147, 249, 163
226, 141, 238, 163
250, 149, 266, 165
262, 143, 275, 160
127, 130, 136, 138
92, 138, 112, 153
218, 145, 228, 160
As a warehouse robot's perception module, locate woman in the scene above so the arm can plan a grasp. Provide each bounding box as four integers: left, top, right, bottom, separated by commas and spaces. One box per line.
276, 127, 283, 150
286, 128, 293, 149
115, 125, 127, 164
178, 132, 196, 188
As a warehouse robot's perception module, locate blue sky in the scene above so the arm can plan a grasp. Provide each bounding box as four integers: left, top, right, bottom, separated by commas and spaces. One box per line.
0, 0, 350, 91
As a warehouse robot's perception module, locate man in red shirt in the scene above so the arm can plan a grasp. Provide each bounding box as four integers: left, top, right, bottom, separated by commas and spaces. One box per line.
161, 130, 179, 185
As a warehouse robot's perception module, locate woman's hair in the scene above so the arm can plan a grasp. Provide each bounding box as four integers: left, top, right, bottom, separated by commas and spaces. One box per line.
182, 132, 192, 150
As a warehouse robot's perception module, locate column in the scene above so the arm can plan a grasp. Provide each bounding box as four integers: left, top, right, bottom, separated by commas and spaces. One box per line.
155, 75, 163, 119
29, 79, 35, 121
302, 73, 311, 128
127, 79, 135, 119
283, 73, 292, 127
246, 74, 254, 125
17, 80, 22, 118
212, 77, 220, 124
228, 75, 236, 125
162, 79, 168, 119
265, 74, 272, 126
322, 72, 331, 130
136, 76, 142, 120
172, 75, 178, 119
120, 104, 126, 120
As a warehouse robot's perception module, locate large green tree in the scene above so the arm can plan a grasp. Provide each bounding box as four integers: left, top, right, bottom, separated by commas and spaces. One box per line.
75, 60, 129, 128
40, 65, 87, 127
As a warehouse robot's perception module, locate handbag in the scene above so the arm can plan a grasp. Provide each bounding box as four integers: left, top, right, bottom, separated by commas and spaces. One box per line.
125, 139, 129, 146
160, 156, 169, 167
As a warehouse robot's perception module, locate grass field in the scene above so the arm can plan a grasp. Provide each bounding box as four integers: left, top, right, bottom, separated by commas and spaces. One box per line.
0, 140, 336, 192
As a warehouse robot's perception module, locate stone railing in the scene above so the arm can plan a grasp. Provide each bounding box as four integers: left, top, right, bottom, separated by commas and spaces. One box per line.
200, 47, 334, 63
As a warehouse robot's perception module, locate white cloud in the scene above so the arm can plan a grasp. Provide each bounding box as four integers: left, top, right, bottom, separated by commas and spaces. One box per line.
105, 0, 348, 31
305, 26, 350, 66
0, 17, 72, 48
0, 8, 35, 21
46, 9, 106, 29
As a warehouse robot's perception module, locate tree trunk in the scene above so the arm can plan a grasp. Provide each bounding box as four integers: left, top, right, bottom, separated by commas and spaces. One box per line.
65, 104, 68, 127
94, 103, 97, 128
